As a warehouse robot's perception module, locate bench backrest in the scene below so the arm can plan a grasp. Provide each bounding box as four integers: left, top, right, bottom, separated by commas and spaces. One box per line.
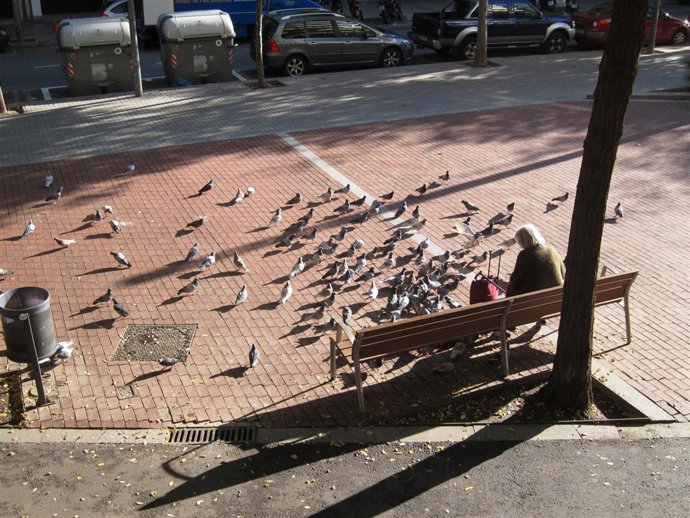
504, 271, 638, 328
354, 297, 512, 361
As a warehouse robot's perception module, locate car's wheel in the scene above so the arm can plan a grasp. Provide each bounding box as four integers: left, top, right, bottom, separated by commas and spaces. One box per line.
671, 29, 687, 45
544, 31, 567, 54
456, 36, 476, 60
380, 47, 403, 68
283, 55, 308, 77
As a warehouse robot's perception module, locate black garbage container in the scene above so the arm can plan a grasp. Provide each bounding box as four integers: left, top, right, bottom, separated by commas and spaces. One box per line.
0, 287, 59, 363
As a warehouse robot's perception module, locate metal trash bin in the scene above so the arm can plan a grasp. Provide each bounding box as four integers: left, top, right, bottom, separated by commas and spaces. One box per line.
158, 10, 236, 87
57, 17, 134, 97
0, 287, 59, 363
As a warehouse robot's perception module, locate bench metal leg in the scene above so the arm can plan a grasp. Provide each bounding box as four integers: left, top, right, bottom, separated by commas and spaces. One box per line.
330, 339, 337, 381
354, 360, 365, 414
624, 293, 632, 345
500, 330, 509, 378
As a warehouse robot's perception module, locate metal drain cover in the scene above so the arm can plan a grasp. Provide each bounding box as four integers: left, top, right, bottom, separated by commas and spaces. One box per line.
168, 426, 257, 444
112, 324, 196, 362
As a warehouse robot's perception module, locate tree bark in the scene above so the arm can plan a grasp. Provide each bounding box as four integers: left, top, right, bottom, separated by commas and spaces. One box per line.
473, 0, 488, 67
546, 0, 647, 413
256, 1, 266, 88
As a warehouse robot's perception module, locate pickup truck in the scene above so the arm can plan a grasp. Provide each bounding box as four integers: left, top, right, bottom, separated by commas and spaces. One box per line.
409, 0, 575, 60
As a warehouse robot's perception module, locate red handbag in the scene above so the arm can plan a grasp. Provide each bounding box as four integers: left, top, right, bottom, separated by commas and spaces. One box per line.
470, 272, 501, 304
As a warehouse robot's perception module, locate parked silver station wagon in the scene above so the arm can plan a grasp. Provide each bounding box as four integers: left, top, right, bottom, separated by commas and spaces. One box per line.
251, 9, 414, 76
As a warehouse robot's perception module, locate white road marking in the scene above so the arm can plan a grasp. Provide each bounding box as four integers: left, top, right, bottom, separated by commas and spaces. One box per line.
33, 64, 60, 69
232, 70, 248, 82
41, 87, 52, 101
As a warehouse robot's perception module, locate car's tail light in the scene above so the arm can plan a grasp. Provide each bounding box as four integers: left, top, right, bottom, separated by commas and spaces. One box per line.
266, 37, 281, 53
99, 11, 108, 17
592, 19, 611, 31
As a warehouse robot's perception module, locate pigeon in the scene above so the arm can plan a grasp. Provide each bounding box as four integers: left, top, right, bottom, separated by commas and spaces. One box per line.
178, 278, 200, 296
113, 298, 129, 318
185, 243, 199, 262
22, 220, 35, 238
342, 306, 352, 325
233, 251, 249, 272
288, 220, 307, 234
313, 317, 338, 334
290, 256, 305, 278
45, 186, 63, 202
506, 201, 516, 213
110, 251, 132, 268
384, 229, 403, 245
44, 174, 54, 188
231, 188, 244, 205
159, 357, 179, 367
199, 250, 216, 270
318, 237, 339, 255
298, 208, 315, 224
614, 202, 623, 219
334, 199, 350, 214
305, 250, 325, 267
470, 251, 488, 265
440, 170, 450, 181
498, 237, 517, 249
393, 201, 408, 219
109, 219, 122, 234
381, 252, 396, 270
268, 208, 282, 227
198, 180, 214, 195
371, 199, 384, 212
323, 291, 336, 308
320, 187, 334, 202
0, 268, 15, 277
416, 183, 428, 196
552, 192, 569, 203
275, 233, 296, 248
462, 199, 480, 213
95, 209, 103, 224
287, 193, 302, 205
235, 284, 248, 306
93, 288, 114, 305
56, 341, 74, 359
103, 205, 114, 214
340, 268, 355, 284
381, 191, 395, 201
352, 239, 365, 250
187, 216, 208, 228
303, 304, 326, 322
124, 161, 136, 174
249, 343, 260, 368
279, 281, 292, 305
351, 195, 367, 207
54, 237, 76, 247
246, 186, 256, 197
415, 238, 430, 253
495, 213, 514, 226
490, 248, 505, 259
335, 184, 351, 195
354, 255, 367, 274
320, 282, 334, 298
303, 227, 318, 241
321, 261, 340, 279
331, 228, 349, 242
351, 211, 370, 224
479, 222, 495, 237
367, 280, 379, 300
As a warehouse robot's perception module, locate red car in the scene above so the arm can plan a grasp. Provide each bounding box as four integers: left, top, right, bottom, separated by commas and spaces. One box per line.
572, 2, 690, 47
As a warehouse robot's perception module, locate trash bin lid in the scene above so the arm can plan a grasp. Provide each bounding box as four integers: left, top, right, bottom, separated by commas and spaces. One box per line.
58, 17, 131, 50
158, 10, 236, 42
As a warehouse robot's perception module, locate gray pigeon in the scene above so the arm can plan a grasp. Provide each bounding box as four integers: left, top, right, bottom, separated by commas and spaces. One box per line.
332, 228, 349, 241
614, 202, 623, 219
235, 285, 248, 306
279, 280, 292, 305
185, 243, 199, 262
342, 306, 352, 325
381, 191, 394, 200
198, 180, 214, 195
103, 205, 114, 215
462, 199, 480, 213
334, 199, 350, 214
268, 208, 282, 227
249, 343, 260, 368
44, 174, 54, 188
552, 192, 569, 203
275, 234, 296, 248
45, 186, 63, 202
0, 268, 15, 278
159, 357, 179, 367
95, 209, 103, 223
393, 201, 407, 219
335, 184, 351, 195
124, 161, 136, 174
440, 170, 450, 181
110, 251, 132, 268
178, 278, 200, 296
22, 220, 35, 238
233, 251, 249, 272
352, 210, 371, 224
287, 193, 302, 205
199, 250, 216, 270
93, 288, 114, 305
112, 298, 129, 318
351, 195, 366, 207
303, 227, 318, 241
110, 219, 122, 234
187, 216, 208, 228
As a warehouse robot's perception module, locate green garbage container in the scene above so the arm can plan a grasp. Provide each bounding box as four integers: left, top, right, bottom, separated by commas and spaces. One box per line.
0, 287, 58, 363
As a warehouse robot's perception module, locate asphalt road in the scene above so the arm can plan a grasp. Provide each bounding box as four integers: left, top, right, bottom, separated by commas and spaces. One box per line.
0, 437, 688, 517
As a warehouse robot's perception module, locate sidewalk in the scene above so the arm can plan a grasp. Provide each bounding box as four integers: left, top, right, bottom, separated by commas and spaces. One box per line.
0, 48, 689, 430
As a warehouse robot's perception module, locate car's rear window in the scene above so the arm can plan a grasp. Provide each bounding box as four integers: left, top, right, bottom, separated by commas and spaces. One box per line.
263, 17, 280, 38
306, 20, 337, 38
281, 22, 306, 39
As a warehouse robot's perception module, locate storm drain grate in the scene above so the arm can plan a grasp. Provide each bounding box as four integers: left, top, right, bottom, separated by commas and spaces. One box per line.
112, 324, 196, 362
168, 426, 257, 444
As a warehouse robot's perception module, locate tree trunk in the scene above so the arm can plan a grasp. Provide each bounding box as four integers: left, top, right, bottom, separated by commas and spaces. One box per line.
546, 0, 647, 413
647, 0, 661, 55
0, 84, 7, 114
255, 1, 266, 88
473, 0, 488, 67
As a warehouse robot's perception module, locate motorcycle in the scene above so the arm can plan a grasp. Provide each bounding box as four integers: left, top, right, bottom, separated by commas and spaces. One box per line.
378, 0, 403, 24
348, 0, 363, 20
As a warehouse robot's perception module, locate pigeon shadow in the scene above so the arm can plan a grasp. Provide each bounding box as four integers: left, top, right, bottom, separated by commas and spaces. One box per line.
251, 301, 279, 312
26, 247, 64, 258
3, 236, 24, 242
32, 202, 53, 209
205, 271, 242, 279
84, 233, 114, 240
127, 369, 171, 384
65, 222, 94, 233
69, 306, 101, 317
217, 200, 240, 208
248, 226, 269, 233
322, 214, 340, 222
443, 232, 460, 240
508, 324, 543, 345
175, 229, 195, 238
187, 193, 203, 199
297, 336, 321, 347
350, 302, 369, 314
604, 217, 618, 225
385, 352, 418, 374
81, 214, 100, 223
263, 249, 283, 258
177, 271, 198, 280
212, 304, 235, 314
80, 266, 123, 276
341, 284, 359, 294
306, 201, 321, 208
159, 296, 184, 306
69, 318, 116, 330
211, 366, 249, 379
266, 275, 290, 286
297, 301, 322, 311
280, 323, 311, 339
544, 203, 559, 213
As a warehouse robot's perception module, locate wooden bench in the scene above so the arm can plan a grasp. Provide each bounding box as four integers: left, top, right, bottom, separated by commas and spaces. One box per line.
330, 270, 638, 413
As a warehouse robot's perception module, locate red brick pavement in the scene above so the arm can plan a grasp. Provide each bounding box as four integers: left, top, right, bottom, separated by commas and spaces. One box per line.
1, 100, 689, 428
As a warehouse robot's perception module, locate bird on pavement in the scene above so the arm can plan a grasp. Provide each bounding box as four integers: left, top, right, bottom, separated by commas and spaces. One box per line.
303, 227, 318, 241
393, 201, 408, 219
159, 357, 179, 368
178, 278, 200, 296
185, 243, 199, 262
462, 199, 480, 213
22, 220, 35, 238
199, 250, 216, 270
351, 195, 367, 207
45, 186, 63, 202
109, 219, 122, 234
231, 188, 244, 205
286, 193, 302, 205
0, 268, 15, 278
440, 170, 450, 181
246, 186, 255, 197
198, 180, 214, 195
94, 208, 103, 224
335, 184, 351, 195
113, 298, 129, 318
334, 199, 350, 214
614, 202, 623, 219
320, 187, 334, 202
279, 280, 292, 305
54, 237, 76, 247
187, 216, 208, 228
552, 192, 569, 203
103, 205, 114, 214
57, 341, 74, 359
411, 205, 421, 221
268, 208, 282, 227
381, 191, 395, 200
275, 233, 296, 248
44, 174, 54, 188
233, 251, 249, 272
124, 161, 136, 174
110, 251, 132, 268
469, 251, 488, 265
93, 288, 114, 305
352, 210, 370, 224
506, 201, 516, 213
290, 256, 305, 278
235, 285, 248, 306
416, 183, 428, 196
367, 280, 379, 300
342, 306, 352, 325
249, 343, 260, 369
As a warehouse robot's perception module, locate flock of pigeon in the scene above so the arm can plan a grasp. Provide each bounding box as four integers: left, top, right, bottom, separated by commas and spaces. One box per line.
2, 161, 624, 371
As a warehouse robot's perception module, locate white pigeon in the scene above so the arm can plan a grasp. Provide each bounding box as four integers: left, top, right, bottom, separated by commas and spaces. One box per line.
279, 281, 292, 305
199, 250, 216, 270
56, 341, 74, 359
246, 186, 256, 197
452, 221, 476, 238
232, 188, 244, 204
290, 256, 305, 278
109, 219, 122, 234
235, 285, 248, 306
22, 220, 35, 238
103, 205, 114, 214
498, 237, 517, 249
233, 251, 249, 272
54, 237, 77, 247
320, 187, 334, 202
268, 208, 282, 227
0, 268, 15, 277
44, 174, 54, 188
367, 280, 379, 300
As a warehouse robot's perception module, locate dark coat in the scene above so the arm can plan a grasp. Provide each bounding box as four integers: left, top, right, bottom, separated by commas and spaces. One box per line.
506, 244, 565, 297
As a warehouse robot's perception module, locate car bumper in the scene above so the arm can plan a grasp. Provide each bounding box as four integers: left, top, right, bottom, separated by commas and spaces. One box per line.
575, 29, 606, 46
